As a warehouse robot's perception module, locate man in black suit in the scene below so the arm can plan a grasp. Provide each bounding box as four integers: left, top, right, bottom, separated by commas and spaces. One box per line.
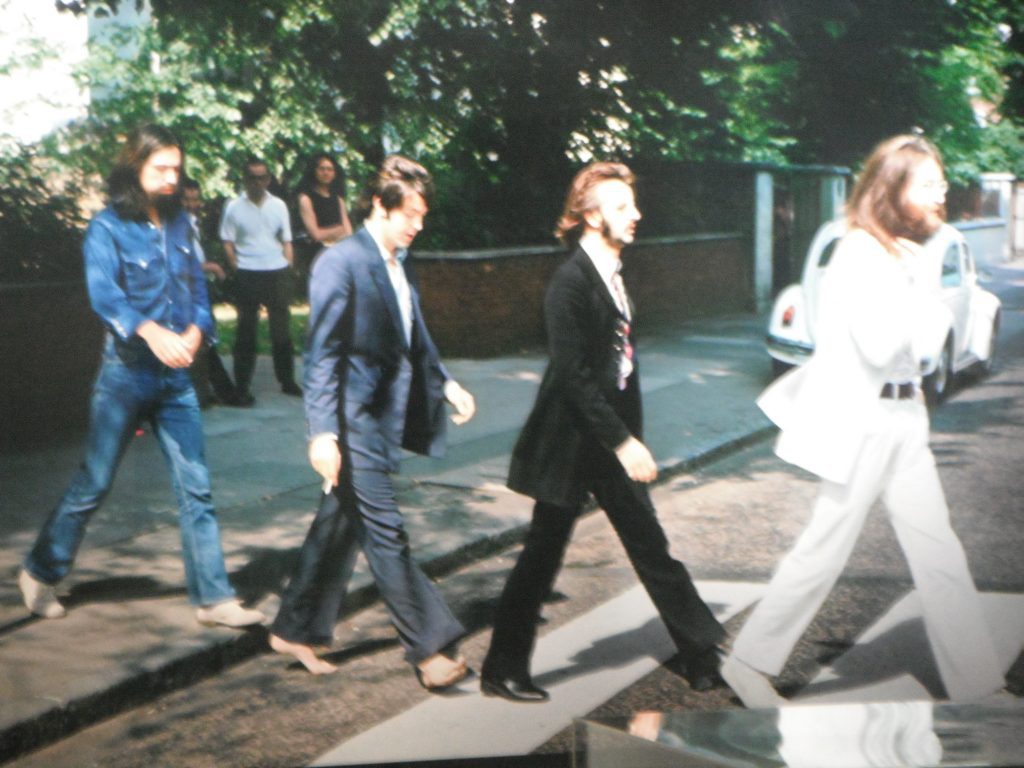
481, 162, 726, 702
268, 156, 476, 689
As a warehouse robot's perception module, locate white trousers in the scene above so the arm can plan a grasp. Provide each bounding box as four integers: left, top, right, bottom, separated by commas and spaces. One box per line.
733, 399, 1004, 700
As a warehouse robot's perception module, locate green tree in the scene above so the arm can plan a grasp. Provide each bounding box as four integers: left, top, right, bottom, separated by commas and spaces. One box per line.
758, 0, 1024, 178
9, 0, 1024, 258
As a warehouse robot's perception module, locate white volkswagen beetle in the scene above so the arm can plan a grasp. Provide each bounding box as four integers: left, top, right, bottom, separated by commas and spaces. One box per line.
766, 220, 1001, 404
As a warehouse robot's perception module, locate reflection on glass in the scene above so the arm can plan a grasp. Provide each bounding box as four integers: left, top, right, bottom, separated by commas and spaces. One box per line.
604, 699, 1024, 768
777, 702, 939, 767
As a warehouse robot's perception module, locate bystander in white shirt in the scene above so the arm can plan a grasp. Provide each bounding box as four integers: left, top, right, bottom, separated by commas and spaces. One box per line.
219, 191, 292, 271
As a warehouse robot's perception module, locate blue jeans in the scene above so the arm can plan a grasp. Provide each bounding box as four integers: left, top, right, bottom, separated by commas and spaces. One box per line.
24, 344, 236, 606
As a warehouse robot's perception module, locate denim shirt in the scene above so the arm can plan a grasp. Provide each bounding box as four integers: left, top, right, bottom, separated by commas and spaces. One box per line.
84, 206, 213, 355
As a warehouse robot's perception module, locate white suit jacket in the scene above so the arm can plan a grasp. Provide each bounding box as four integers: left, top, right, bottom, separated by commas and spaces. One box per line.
757, 228, 952, 485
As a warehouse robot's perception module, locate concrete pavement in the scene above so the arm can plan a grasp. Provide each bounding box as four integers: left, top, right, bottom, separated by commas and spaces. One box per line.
0, 313, 776, 763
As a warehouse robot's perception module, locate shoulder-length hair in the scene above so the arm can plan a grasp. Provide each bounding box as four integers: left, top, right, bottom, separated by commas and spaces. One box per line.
295, 153, 346, 200
355, 155, 433, 219
107, 123, 184, 221
846, 134, 944, 254
555, 162, 635, 247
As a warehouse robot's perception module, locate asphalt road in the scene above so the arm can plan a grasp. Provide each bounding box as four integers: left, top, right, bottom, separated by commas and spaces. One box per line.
9, 266, 1024, 768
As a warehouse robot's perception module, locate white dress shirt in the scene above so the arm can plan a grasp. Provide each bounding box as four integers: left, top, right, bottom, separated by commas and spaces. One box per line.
582, 243, 633, 387
366, 226, 413, 345
187, 213, 206, 263
582, 244, 631, 320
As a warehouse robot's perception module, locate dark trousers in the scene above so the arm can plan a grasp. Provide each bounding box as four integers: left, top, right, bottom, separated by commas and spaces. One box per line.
271, 465, 466, 664
233, 268, 295, 393
190, 343, 236, 406
293, 240, 323, 300
484, 449, 724, 679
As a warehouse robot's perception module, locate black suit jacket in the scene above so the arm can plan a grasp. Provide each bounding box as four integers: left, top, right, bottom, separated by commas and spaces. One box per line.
304, 227, 449, 472
507, 247, 642, 508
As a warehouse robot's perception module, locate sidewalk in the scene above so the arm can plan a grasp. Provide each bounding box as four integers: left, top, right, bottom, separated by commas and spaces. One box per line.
0, 313, 775, 763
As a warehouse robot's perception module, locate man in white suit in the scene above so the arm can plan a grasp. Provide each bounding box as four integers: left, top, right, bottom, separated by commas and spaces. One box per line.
721, 135, 1005, 706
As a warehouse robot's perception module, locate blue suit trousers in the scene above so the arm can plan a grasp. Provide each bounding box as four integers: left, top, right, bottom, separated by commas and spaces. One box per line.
271, 465, 465, 663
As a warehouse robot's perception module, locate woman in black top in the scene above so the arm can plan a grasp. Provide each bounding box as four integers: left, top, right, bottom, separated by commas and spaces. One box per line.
294, 153, 353, 290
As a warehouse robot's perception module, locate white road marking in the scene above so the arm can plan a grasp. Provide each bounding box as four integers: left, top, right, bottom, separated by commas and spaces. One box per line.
310, 580, 765, 767
312, 586, 1024, 765
796, 592, 1024, 705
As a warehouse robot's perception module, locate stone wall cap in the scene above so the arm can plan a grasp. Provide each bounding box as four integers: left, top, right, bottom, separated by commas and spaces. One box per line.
415, 232, 743, 261
0, 280, 86, 293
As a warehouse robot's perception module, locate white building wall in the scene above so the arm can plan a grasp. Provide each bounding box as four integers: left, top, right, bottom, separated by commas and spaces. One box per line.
0, 0, 150, 146
0, 0, 89, 144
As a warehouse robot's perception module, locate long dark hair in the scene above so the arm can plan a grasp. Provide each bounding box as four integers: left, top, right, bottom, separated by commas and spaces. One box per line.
296, 153, 346, 200
108, 123, 184, 221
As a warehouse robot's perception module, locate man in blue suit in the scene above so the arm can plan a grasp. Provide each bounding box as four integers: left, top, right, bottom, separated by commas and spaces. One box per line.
269, 156, 476, 689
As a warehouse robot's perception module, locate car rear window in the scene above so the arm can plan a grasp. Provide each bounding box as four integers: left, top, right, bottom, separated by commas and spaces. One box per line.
817, 238, 840, 268
942, 243, 962, 287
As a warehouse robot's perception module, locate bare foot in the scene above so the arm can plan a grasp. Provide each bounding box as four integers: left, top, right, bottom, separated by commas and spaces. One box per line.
416, 652, 467, 688
269, 633, 338, 675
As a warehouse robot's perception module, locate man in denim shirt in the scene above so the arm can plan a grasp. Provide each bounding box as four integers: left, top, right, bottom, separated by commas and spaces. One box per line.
18, 124, 265, 629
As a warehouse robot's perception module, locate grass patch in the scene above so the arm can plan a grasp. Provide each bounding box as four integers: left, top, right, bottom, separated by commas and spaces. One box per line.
213, 303, 309, 355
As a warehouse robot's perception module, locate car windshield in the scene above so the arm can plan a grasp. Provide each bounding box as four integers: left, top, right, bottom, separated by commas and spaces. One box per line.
817, 238, 840, 268
942, 243, 962, 287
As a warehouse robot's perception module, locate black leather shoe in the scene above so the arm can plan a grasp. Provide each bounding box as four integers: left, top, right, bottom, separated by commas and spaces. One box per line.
281, 381, 303, 396
684, 645, 725, 692
481, 674, 549, 702
231, 391, 256, 407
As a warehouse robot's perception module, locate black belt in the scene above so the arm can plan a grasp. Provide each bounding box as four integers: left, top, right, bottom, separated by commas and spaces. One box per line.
880, 382, 919, 400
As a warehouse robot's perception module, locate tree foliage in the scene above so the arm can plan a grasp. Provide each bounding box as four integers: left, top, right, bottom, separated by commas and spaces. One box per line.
4, 0, 1022, 268
0, 147, 85, 281
760, 0, 1024, 181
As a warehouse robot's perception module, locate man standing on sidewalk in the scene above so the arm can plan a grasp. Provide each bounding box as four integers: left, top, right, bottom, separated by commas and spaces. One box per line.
220, 156, 300, 404
18, 123, 264, 629
268, 155, 477, 689
480, 162, 726, 702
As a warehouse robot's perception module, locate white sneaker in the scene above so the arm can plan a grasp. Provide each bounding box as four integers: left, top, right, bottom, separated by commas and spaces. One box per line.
196, 599, 266, 628
19, 568, 66, 619
720, 654, 786, 708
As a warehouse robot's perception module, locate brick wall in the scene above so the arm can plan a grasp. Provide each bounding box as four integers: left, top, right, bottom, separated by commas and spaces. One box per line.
0, 233, 750, 450
414, 233, 749, 357
0, 283, 103, 452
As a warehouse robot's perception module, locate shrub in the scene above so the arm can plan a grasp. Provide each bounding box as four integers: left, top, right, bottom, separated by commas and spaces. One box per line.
0, 145, 86, 283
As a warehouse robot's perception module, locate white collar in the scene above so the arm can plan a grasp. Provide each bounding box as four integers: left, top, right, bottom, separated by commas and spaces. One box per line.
364, 223, 407, 265
243, 191, 272, 207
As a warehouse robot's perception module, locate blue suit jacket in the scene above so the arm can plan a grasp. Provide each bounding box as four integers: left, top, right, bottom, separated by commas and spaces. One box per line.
304, 227, 449, 471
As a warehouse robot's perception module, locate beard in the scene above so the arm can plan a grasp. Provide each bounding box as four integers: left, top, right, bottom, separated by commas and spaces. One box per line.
153, 192, 182, 219
601, 220, 632, 248
897, 203, 946, 244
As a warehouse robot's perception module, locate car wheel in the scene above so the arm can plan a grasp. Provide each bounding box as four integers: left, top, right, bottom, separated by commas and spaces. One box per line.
979, 311, 1000, 376
924, 336, 953, 407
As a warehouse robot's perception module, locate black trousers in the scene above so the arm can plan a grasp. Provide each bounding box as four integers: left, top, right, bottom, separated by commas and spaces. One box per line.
271, 465, 466, 664
233, 267, 295, 393
484, 449, 724, 679
190, 342, 236, 405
